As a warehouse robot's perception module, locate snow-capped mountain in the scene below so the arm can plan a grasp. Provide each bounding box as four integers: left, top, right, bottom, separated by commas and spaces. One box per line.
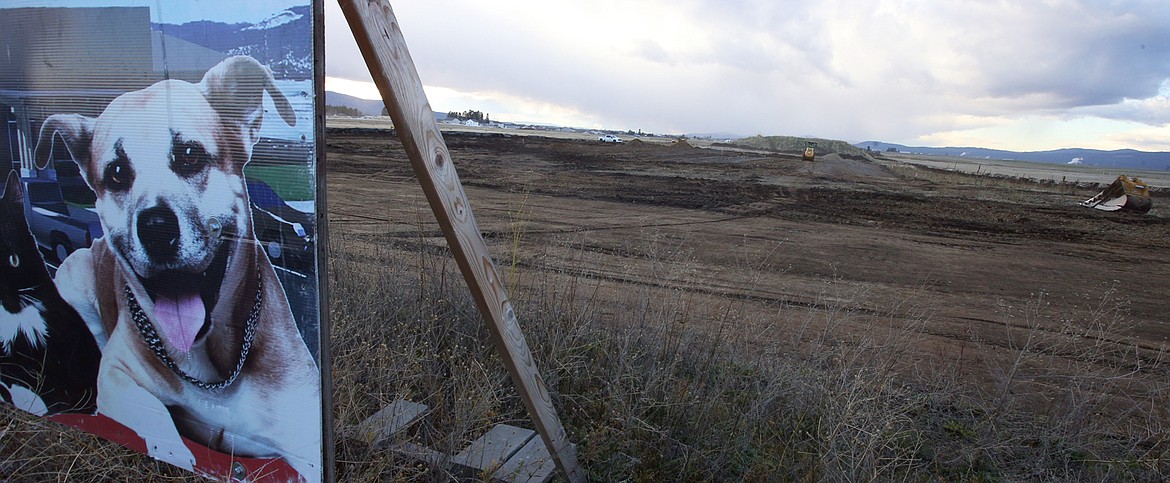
152, 5, 312, 80
243, 9, 304, 31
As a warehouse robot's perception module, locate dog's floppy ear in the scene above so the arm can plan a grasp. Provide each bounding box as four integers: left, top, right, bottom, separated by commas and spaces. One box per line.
200, 56, 296, 146
35, 114, 94, 172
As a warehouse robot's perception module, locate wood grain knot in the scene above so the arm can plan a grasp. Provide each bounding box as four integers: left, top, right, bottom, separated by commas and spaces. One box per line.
453, 196, 466, 221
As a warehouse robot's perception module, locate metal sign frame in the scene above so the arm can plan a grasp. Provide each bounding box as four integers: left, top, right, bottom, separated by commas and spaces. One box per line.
0, 2, 331, 481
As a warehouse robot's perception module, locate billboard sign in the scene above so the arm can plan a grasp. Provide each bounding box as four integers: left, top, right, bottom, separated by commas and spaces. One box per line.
0, 1, 326, 481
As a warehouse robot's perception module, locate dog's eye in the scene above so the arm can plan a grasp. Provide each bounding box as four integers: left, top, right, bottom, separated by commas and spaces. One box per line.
104, 141, 134, 192
104, 158, 134, 192
172, 142, 210, 177
8, 254, 18, 268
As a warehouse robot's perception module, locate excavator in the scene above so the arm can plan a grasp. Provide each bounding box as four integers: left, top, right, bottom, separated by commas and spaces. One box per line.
1081, 175, 1152, 214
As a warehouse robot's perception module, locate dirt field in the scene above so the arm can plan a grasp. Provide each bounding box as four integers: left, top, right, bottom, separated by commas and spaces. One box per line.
325, 126, 1170, 395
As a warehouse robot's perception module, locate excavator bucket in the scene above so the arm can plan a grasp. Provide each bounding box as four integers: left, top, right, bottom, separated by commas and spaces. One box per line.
1081, 175, 1152, 214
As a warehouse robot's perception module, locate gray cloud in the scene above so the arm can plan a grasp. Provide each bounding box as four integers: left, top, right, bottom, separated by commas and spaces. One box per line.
948, 2, 1170, 108
325, 1, 1170, 147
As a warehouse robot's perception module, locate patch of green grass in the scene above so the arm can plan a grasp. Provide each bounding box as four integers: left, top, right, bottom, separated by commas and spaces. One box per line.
244, 164, 316, 201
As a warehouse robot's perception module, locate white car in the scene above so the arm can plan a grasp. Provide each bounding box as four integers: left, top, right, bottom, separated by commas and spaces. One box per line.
598, 134, 623, 143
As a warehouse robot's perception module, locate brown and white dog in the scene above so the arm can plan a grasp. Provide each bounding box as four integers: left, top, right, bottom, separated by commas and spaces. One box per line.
37, 56, 320, 481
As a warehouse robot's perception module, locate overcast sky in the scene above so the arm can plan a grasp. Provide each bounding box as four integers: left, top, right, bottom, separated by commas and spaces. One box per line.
324, 1, 1170, 152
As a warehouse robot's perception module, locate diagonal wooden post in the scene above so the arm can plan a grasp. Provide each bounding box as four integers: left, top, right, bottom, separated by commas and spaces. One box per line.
336, 1, 586, 481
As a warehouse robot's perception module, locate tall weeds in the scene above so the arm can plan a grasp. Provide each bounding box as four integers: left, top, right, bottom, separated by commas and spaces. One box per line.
330, 226, 1168, 481
0, 226, 1165, 481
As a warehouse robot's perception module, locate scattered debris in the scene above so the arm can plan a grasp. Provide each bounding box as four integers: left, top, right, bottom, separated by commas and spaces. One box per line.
1080, 175, 1152, 213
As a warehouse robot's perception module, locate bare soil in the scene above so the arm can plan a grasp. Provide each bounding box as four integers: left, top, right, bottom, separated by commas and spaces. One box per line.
326, 127, 1170, 395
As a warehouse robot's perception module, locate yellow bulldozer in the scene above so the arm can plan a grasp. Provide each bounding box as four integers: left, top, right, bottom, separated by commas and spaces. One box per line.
1081, 175, 1152, 214
802, 141, 816, 161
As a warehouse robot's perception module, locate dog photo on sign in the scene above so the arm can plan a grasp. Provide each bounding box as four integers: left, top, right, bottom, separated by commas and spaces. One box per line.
36, 55, 321, 481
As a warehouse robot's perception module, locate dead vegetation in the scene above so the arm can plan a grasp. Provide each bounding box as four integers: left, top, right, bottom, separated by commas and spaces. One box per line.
2, 130, 1168, 480
332, 224, 1170, 480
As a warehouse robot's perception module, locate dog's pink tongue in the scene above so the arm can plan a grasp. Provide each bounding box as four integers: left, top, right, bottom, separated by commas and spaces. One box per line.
152, 290, 204, 354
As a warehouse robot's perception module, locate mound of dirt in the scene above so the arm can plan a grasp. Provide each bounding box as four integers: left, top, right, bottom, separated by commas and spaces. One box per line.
671, 138, 695, 148
810, 153, 895, 180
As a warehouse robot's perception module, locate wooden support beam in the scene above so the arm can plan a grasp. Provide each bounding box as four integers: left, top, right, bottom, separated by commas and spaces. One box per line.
335, 2, 585, 481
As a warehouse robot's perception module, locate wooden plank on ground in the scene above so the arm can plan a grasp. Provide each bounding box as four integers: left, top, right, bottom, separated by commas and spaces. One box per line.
336, 1, 585, 481
493, 434, 560, 483
391, 441, 447, 468
450, 424, 535, 474
351, 399, 429, 448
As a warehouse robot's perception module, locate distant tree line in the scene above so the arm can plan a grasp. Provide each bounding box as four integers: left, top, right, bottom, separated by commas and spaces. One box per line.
447, 110, 490, 123
326, 104, 364, 117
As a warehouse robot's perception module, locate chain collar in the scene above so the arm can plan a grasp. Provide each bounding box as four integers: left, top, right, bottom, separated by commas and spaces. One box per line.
124, 275, 262, 390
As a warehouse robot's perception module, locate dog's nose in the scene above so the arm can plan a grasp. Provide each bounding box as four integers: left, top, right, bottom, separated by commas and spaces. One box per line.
138, 206, 181, 261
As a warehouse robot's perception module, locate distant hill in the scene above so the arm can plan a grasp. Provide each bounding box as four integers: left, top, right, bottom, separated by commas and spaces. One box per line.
325, 92, 457, 123
731, 135, 867, 157
153, 5, 311, 80
857, 141, 1170, 171
686, 132, 744, 141
325, 91, 385, 116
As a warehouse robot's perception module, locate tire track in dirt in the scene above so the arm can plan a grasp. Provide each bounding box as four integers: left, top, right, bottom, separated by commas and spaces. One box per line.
530, 248, 1165, 373
330, 208, 748, 235
952, 315, 1167, 359
327, 128, 1170, 402
331, 199, 1165, 370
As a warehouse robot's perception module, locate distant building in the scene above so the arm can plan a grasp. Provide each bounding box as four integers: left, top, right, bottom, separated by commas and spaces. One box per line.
1, 7, 156, 172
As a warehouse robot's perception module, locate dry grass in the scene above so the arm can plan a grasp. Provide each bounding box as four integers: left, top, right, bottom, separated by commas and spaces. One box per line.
0, 407, 197, 481
2, 219, 1168, 481
327, 224, 1170, 481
